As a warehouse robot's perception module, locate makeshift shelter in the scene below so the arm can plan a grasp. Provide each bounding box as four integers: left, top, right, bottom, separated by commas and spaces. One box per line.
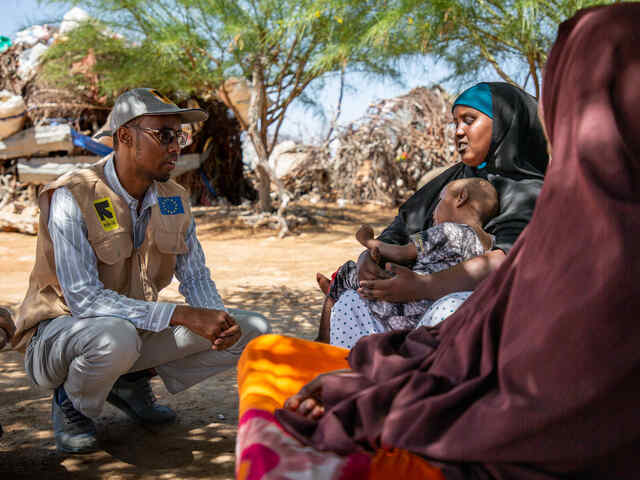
0, 18, 253, 234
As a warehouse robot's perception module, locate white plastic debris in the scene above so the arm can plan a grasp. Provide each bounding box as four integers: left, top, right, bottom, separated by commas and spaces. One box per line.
17, 43, 49, 80
13, 25, 52, 46
59, 7, 92, 35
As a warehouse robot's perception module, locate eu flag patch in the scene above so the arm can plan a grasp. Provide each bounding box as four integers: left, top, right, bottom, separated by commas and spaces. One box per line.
158, 196, 185, 215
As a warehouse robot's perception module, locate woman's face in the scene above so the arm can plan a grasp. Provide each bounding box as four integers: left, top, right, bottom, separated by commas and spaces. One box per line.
452, 105, 493, 167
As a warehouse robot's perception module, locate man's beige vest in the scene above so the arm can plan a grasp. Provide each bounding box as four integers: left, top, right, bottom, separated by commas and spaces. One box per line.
12, 158, 192, 352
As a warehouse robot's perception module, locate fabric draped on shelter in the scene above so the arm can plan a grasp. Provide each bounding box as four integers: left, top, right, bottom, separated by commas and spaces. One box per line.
378, 82, 548, 253
274, 4, 640, 478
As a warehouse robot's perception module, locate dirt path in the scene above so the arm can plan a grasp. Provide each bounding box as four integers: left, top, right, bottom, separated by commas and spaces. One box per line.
0, 202, 395, 479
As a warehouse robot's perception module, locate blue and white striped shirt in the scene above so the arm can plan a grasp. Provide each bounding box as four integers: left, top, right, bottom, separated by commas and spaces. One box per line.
48, 154, 226, 332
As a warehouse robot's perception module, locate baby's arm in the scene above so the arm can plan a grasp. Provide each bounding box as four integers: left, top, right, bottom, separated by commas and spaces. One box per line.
356, 225, 417, 265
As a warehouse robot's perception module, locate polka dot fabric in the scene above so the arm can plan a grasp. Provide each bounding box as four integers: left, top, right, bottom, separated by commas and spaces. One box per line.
330, 290, 385, 349
330, 290, 473, 349
417, 292, 472, 328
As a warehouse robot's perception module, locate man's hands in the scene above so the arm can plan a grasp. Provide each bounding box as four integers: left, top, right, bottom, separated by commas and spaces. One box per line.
359, 263, 428, 303
283, 369, 354, 420
0, 307, 15, 350
171, 306, 241, 350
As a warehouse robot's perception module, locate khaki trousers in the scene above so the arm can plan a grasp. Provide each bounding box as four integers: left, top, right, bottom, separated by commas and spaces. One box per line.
24, 309, 270, 418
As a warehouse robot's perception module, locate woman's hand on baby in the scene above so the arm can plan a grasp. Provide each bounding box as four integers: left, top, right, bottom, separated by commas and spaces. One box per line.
284, 369, 353, 420
357, 250, 393, 282
359, 263, 426, 303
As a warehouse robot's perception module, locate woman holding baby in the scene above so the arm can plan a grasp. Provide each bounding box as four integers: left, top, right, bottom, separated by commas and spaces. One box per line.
318, 80, 549, 347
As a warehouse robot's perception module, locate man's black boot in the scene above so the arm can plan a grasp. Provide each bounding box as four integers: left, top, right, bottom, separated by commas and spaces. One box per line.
107, 370, 176, 425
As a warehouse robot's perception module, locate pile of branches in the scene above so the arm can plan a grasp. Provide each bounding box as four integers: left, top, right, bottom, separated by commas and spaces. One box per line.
0, 40, 110, 131
326, 86, 457, 206
23, 81, 110, 131
0, 43, 31, 94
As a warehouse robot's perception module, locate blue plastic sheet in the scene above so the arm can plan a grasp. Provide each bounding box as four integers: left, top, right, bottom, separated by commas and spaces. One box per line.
70, 128, 113, 157
199, 168, 217, 198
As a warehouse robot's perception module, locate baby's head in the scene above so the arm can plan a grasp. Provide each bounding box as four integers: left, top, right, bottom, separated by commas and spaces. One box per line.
433, 178, 499, 226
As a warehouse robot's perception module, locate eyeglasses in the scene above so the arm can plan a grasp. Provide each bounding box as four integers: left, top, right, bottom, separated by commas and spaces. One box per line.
129, 125, 189, 147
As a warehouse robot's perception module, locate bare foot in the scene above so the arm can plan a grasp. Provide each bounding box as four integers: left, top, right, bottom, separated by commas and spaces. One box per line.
355, 224, 375, 248
356, 225, 416, 265
316, 273, 331, 295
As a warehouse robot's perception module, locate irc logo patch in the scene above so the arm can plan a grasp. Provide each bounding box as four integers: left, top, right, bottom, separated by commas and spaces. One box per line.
93, 197, 119, 231
158, 196, 185, 215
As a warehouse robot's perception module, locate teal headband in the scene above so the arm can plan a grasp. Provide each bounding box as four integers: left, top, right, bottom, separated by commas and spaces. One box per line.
452, 83, 493, 119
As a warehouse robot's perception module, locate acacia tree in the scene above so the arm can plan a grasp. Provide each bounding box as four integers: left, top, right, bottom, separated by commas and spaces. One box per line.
47, 0, 398, 235
367, 0, 624, 97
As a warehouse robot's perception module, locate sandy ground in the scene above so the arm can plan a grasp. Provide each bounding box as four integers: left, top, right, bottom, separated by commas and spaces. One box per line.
0, 201, 395, 479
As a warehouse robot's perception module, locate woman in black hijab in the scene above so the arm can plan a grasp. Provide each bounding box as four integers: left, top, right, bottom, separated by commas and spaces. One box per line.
382, 82, 547, 250
318, 82, 549, 343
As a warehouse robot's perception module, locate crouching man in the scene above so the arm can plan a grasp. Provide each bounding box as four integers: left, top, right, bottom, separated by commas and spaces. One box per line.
12, 88, 270, 454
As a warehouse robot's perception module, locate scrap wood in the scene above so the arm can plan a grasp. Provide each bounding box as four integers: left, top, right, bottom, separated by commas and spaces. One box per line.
0, 124, 74, 160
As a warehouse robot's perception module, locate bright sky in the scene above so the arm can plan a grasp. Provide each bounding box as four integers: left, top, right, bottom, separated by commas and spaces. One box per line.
0, 0, 71, 35
0, 0, 460, 142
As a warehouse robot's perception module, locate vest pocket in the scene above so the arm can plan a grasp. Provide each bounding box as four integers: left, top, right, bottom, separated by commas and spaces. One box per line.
93, 233, 133, 265
154, 230, 188, 255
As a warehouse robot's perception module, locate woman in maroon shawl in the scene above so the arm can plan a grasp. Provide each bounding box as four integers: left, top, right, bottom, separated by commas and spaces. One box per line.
238, 4, 640, 479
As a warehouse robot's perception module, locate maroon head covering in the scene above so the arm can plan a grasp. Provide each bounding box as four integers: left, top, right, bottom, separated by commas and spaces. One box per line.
277, 5, 640, 478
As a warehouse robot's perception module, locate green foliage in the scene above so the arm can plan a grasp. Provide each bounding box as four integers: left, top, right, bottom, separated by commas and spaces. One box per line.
363, 0, 629, 97
42, 22, 212, 102
43, 0, 635, 108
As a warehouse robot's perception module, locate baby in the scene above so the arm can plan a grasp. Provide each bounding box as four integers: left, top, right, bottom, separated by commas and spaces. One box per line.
323, 177, 499, 344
